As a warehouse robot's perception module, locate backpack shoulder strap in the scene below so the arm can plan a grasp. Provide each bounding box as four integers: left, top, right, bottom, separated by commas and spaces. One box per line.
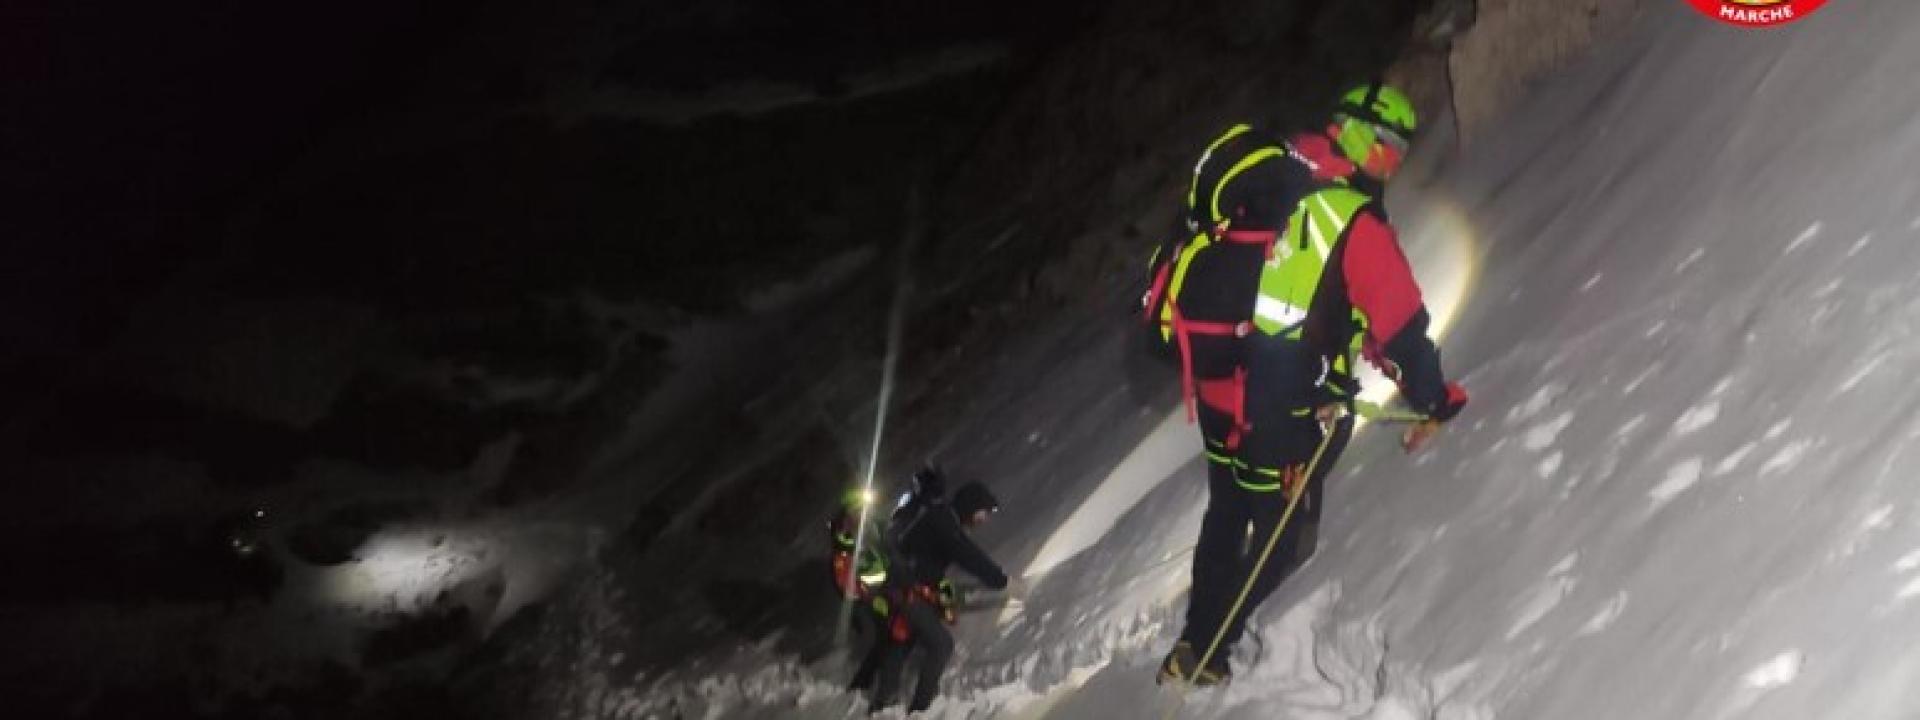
1189, 125, 1298, 228
1191, 128, 1315, 232
1186, 124, 1256, 219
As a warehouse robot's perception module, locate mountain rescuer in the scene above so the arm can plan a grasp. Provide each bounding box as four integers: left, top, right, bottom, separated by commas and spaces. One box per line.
1141, 83, 1469, 687
869, 469, 1009, 714
828, 486, 894, 692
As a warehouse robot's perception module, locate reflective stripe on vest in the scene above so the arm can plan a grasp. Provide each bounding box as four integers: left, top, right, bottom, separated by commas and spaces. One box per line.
1250, 186, 1371, 338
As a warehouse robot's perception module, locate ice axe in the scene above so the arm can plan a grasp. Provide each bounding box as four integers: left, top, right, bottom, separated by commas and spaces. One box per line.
1352, 398, 1445, 453
1351, 398, 1430, 424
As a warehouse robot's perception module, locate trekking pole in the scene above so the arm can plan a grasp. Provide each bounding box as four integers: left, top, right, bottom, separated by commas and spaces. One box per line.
1352, 398, 1429, 425
1163, 408, 1344, 719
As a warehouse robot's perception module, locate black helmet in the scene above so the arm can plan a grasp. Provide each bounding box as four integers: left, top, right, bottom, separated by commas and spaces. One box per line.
952, 481, 1000, 518
911, 463, 947, 501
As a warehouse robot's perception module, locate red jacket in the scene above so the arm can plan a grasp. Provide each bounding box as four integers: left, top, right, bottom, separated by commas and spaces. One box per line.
1290, 133, 1466, 420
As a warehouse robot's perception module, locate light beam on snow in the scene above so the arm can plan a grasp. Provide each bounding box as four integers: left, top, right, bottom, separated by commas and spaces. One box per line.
316, 529, 487, 613
1016, 198, 1479, 602
1024, 409, 1198, 580
1352, 195, 1480, 427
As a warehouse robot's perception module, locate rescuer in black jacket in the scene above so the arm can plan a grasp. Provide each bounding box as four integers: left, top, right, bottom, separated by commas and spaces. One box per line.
869, 471, 1008, 714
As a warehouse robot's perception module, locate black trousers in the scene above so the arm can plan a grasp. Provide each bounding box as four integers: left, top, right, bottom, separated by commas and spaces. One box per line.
849, 603, 891, 691
870, 599, 953, 713
1181, 407, 1352, 655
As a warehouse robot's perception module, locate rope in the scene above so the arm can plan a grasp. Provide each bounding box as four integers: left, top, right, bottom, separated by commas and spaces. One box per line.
1022, 400, 1416, 595
1163, 408, 1344, 719
1157, 399, 1429, 716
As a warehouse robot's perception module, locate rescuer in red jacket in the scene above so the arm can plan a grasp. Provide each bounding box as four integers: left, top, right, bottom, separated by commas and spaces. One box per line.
1143, 83, 1469, 687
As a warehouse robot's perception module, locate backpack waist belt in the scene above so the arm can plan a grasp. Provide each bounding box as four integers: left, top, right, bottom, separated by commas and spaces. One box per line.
1196, 368, 1249, 452
887, 582, 957, 642
1171, 309, 1249, 425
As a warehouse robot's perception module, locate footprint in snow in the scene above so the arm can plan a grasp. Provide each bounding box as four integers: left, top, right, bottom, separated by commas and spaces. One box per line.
1713, 650, 1805, 719
1621, 365, 1660, 395
1712, 442, 1758, 476
1784, 222, 1821, 254
1674, 401, 1719, 436
1614, 414, 1647, 441
1758, 440, 1813, 476
1506, 554, 1578, 640
1863, 505, 1894, 531
1894, 548, 1920, 573
1709, 377, 1734, 397
1886, 549, 1920, 602
1830, 504, 1896, 562
1560, 471, 1588, 498
1675, 247, 1705, 274
1577, 591, 1629, 636
1812, 278, 1843, 300
1897, 576, 1920, 602
1838, 351, 1891, 393
1537, 451, 1564, 479
1549, 552, 1577, 575
1648, 458, 1704, 510
1764, 420, 1791, 440
1428, 661, 1485, 706
1507, 383, 1564, 426
1743, 651, 1802, 689
1524, 412, 1575, 451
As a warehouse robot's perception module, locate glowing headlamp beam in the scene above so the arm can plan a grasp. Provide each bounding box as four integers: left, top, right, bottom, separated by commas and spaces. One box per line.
838, 189, 921, 646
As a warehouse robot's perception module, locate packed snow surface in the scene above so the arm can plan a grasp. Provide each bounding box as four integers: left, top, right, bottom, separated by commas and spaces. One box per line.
575, 4, 1920, 718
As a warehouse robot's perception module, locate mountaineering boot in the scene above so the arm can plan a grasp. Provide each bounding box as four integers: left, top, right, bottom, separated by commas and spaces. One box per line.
1158, 641, 1231, 687
1200, 651, 1231, 687
1157, 641, 1198, 685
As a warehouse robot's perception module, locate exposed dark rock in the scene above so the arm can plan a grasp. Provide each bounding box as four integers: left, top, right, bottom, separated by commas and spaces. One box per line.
309, 375, 521, 474
702, 560, 846, 661
2, 510, 284, 608
361, 601, 477, 668
284, 499, 432, 566
6, 372, 309, 488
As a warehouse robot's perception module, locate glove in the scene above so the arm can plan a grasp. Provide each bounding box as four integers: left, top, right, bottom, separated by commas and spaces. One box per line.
1401, 419, 1443, 453
1403, 382, 1468, 453
1430, 381, 1468, 422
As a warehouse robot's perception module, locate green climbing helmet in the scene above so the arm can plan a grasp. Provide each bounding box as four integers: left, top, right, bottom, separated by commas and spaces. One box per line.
1338, 83, 1417, 136
1333, 83, 1417, 175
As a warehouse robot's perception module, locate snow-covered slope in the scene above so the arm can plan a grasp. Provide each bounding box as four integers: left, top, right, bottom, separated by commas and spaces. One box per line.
585, 3, 1920, 718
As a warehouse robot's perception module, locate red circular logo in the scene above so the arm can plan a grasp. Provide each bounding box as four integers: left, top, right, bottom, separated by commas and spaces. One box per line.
1684, 0, 1829, 27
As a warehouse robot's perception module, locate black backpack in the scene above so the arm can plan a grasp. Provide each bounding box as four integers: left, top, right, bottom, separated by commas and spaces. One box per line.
1139, 125, 1315, 378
